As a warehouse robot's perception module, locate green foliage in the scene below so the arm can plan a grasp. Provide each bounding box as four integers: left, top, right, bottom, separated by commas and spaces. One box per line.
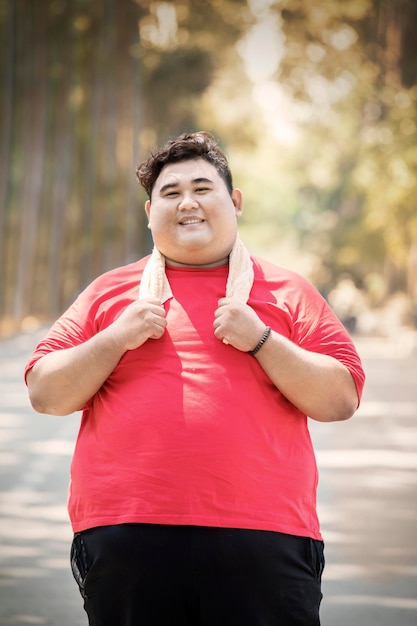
238, 0, 417, 307
1, 0, 416, 332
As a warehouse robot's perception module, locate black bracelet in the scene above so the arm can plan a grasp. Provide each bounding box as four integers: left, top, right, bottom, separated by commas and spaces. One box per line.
248, 326, 271, 356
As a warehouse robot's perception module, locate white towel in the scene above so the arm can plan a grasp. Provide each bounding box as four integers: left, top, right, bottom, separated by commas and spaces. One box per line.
138, 235, 254, 303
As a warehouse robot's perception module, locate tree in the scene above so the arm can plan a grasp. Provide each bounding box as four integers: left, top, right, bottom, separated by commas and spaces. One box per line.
248, 0, 417, 312
0, 0, 252, 331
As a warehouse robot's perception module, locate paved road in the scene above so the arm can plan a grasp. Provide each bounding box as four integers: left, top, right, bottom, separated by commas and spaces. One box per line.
310, 332, 417, 625
0, 328, 416, 625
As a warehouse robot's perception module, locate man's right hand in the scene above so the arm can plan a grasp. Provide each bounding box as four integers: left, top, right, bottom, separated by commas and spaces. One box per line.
26, 298, 168, 415
110, 298, 167, 351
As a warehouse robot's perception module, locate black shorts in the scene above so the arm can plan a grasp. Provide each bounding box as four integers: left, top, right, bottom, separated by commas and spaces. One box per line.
71, 523, 324, 626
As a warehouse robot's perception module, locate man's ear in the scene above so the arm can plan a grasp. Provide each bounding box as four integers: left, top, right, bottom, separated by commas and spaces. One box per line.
144, 200, 151, 225
231, 189, 243, 218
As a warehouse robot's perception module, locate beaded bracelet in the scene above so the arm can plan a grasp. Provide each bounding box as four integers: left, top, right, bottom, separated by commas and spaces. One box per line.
248, 326, 271, 356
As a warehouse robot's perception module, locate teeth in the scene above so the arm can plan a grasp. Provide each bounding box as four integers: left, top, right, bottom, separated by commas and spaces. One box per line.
181, 219, 203, 225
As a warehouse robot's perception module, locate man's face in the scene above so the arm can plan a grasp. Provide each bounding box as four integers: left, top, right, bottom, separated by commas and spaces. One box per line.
145, 158, 243, 268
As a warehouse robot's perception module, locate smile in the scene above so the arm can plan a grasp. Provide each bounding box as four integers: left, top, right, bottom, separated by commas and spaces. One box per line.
179, 218, 204, 225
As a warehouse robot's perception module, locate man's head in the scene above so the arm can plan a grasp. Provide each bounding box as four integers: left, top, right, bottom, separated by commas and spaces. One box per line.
136, 131, 243, 268
136, 131, 233, 199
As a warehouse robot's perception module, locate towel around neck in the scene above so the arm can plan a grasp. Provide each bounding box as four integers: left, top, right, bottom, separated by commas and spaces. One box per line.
138, 235, 254, 304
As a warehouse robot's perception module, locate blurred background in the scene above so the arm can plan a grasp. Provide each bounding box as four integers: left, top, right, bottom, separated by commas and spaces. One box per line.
1, 0, 417, 338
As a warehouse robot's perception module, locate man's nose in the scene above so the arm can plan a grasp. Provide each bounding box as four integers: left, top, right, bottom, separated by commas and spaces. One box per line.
178, 194, 198, 210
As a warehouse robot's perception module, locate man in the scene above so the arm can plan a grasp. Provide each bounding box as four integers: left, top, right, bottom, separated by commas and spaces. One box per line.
25, 131, 365, 626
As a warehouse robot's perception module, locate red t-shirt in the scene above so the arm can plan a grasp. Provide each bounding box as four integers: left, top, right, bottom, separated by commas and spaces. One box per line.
25, 256, 365, 539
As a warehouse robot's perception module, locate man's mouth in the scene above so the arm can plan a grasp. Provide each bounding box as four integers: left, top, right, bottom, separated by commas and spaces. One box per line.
179, 218, 205, 225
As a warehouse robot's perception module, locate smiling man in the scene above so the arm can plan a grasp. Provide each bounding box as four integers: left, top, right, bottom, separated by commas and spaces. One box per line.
144, 158, 242, 268
25, 131, 365, 626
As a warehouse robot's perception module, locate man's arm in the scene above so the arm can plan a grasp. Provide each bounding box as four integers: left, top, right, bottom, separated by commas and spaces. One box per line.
27, 298, 167, 416
250, 330, 358, 422
214, 298, 359, 423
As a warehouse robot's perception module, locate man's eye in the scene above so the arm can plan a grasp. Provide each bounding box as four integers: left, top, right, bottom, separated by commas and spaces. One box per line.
196, 187, 210, 193
165, 191, 179, 198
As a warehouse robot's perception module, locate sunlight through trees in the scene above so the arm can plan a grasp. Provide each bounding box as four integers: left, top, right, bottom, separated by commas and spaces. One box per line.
1, 0, 416, 334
